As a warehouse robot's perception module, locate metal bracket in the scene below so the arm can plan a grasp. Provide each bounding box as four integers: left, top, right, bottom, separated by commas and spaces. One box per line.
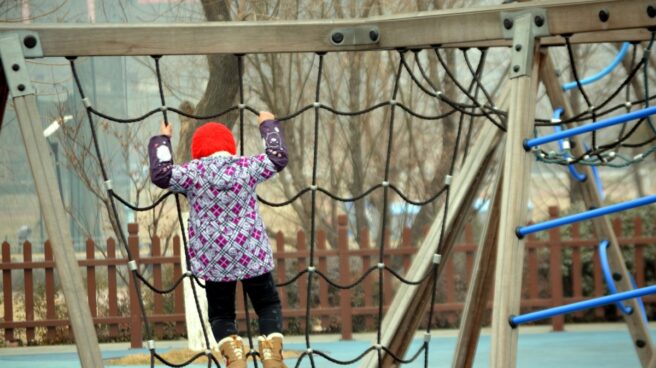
329, 26, 380, 47
0, 33, 37, 97
500, 9, 549, 79
0, 31, 43, 58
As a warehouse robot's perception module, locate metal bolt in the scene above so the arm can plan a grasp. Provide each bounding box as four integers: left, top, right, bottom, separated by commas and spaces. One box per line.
515, 44, 522, 51
612, 272, 622, 281
17, 84, 25, 91
599, 9, 610, 22
23, 35, 37, 49
11, 64, 19, 71
331, 32, 344, 44
637, 339, 646, 348
369, 29, 379, 42
513, 65, 520, 73
648, 5, 656, 18
503, 18, 514, 30
534, 15, 545, 27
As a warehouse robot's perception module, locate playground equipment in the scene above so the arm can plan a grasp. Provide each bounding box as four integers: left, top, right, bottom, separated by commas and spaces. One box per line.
2, 1, 656, 367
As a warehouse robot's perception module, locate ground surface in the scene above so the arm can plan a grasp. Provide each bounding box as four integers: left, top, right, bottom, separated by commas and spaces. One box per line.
0, 323, 651, 367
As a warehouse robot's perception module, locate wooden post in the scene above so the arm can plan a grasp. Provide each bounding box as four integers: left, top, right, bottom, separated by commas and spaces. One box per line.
44, 241, 56, 342
489, 35, 540, 367
275, 232, 288, 331
128, 223, 142, 348
452, 166, 502, 368
364, 116, 504, 368
23, 241, 35, 343
1, 34, 104, 366
337, 215, 352, 340
2, 241, 14, 343
539, 49, 655, 366
86, 239, 97, 318
172, 236, 185, 335
317, 230, 329, 330
152, 236, 163, 338
297, 230, 307, 334
107, 238, 119, 338
361, 227, 374, 331
547, 207, 564, 331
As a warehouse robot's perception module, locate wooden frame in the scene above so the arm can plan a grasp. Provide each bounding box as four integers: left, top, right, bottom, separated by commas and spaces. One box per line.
539, 50, 655, 366
0, 0, 654, 56
2, 1, 656, 367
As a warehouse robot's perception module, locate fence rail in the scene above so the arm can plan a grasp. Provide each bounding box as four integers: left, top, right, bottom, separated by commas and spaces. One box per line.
1, 207, 655, 347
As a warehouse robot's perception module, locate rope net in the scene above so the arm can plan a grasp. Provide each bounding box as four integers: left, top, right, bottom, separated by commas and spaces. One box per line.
62, 30, 654, 367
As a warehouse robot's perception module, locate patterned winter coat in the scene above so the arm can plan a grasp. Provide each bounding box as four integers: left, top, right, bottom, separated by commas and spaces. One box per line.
148, 120, 288, 282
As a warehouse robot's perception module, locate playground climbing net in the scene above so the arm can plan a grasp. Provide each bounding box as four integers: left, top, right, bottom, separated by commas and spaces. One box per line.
64, 28, 656, 366
67, 45, 502, 368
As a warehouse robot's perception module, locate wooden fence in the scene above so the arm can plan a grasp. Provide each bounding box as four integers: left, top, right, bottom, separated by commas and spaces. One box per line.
1, 207, 656, 347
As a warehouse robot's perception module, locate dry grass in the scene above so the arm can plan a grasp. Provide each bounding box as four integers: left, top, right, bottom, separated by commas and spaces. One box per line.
105, 348, 300, 365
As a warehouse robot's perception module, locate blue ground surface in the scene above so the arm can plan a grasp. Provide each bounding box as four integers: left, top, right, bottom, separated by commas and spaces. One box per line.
0, 325, 648, 367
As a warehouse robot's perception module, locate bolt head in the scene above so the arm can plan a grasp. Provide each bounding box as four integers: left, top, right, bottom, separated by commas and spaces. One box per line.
534, 15, 545, 27
11, 64, 20, 71
503, 18, 514, 30
331, 32, 344, 44
513, 65, 520, 73
515, 44, 522, 51
17, 84, 25, 91
648, 5, 656, 18
637, 339, 646, 348
23, 35, 37, 49
599, 9, 610, 22
369, 29, 379, 42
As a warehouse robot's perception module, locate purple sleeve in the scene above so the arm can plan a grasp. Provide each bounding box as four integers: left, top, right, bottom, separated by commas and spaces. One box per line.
259, 119, 288, 171
148, 135, 174, 189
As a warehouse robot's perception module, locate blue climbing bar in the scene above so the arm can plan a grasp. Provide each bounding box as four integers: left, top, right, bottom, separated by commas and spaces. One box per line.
523, 106, 656, 150
509, 284, 656, 327
516, 195, 656, 238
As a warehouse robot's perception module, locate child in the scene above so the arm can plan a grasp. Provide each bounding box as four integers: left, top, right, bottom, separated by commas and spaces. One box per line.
148, 112, 288, 368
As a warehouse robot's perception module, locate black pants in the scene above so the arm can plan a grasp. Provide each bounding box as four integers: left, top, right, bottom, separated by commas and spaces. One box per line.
206, 271, 283, 342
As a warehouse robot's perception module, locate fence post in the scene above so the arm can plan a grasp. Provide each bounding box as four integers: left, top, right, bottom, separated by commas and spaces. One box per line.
338, 215, 352, 340
107, 238, 119, 338
275, 232, 288, 331
23, 241, 35, 343
361, 227, 374, 331
634, 217, 645, 288
548, 206, 564, 331
44, 241, 56, 341
317, 230, 329, 330
2, 241, 13, 342
86, 239, 97, 318
172, 236, 185, 335
297, 230, 307, 333
152, 235, 163, 338
128, 223, 143, 348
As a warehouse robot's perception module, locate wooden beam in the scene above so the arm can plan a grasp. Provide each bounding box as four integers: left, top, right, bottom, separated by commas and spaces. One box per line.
13, 94, 104, 367
489, 42, 541, 368
361, 117, 505, 368
451, 85, 511, 368
539, 49, 655, 367
451, 162, 503, 368
452, 29, 655, 49
0, 0, 654, 56
0, 68, 7, 134
1, 32, 104, 367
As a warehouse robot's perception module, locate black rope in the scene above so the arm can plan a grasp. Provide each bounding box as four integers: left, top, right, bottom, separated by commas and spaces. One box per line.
152, 55, 217, 366
67, 43, 494, 368
68, 56, 155, 348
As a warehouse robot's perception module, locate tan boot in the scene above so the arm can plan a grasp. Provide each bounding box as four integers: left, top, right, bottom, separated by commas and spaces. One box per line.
218, 335, 247, 368
258, 332, 287, 368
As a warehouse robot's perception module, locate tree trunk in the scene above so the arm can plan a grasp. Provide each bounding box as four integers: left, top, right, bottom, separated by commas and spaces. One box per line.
175, 0, 240, 162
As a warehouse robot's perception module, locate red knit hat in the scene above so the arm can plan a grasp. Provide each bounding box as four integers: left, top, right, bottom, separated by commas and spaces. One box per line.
191, 122, 236, 159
